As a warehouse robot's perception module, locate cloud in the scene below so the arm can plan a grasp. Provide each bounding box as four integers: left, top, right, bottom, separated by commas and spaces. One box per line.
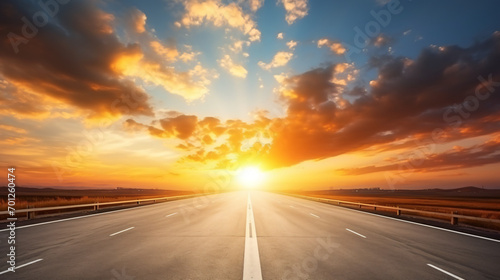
330, 63, 358, 89
0, 124, 26, 134
259, 32, 500, 168
0, 125, 38, 145
286, 40, 297, 50
329, 43, 346, 55
317, 38, 346, 55
277, 32, 284, 40
317, 38, 329, 47
273, 73, 288, 84
124, 118, 166, 137
125, 112, 273, 168
0, 1, 220, 123
179, 51, 201, 62
0, 1, 154, 119
371, 34, 393, 47
0, 78, 57, 118
125, 30, 500, 173
177, 0, 261, 42
118, 8, 218, 102
249, 0, 264, 12
125, 115, 200, 140
218, 55, 248, 78
229, 40, 250, 53
150, 41, 179, 61
160, 115, 199, 139
279, 0, 309, 25
126, 8, 147, 33
258, 51, 294, 70
338, 136, 500, 175
111, 45, 218, 101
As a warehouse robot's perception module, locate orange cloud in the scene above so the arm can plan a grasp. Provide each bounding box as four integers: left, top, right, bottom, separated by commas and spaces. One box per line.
177, 0, 261, 42
111, 44, 218, 101
0, 1, 154, 119
249, 0, 264, 12
0, 123, 38, 146
372, 34, 393, 47
279, 0, 309, 25
150, 41, 179, 62
229, 40, 250, 53
160, 115, 199, 139
0, 78, 57, 118
178, 33, 500, 171
261, 34, 500, 169
317, 38, 346, 55
179, 51, 201, 62
286, 40, 298, 50
125, 112, 274, 169
0, 124, 26, 134
0, 0, 220, 124
218, 55, 248, 78
127, 8, 147, 33
258, 51, 294, 70
338, 136, 500, 175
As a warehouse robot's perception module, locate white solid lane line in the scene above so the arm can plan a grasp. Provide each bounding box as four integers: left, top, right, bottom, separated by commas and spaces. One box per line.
309, 213, 320, 218
427, 264, 465, 280
165, 213, 177, 217
346, 228, 367, 238
109, 227, 135, 237
0, 259, 43, 275
243, 193, 263, 280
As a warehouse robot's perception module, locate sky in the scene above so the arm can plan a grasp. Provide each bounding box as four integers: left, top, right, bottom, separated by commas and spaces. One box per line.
1, 0, 500, 191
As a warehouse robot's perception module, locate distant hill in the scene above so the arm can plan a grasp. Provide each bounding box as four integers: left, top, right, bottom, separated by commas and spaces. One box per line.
442, 186, 488, 192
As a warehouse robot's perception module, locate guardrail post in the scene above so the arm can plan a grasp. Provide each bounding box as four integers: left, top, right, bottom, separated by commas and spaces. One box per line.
137, 200, 140, 205
396, 207, 401, 216
94, 202, 99, 211
374, 206, 377, 211
451, 212, 458, 225
358, 204, 361, 209
27, 205, 35, 219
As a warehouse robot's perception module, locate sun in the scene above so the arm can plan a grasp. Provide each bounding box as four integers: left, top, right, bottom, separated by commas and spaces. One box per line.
236, 166, 265, 188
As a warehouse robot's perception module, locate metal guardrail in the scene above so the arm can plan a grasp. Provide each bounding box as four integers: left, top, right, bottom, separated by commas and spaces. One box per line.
286, 193, 500, 226
0, 193, 206, 219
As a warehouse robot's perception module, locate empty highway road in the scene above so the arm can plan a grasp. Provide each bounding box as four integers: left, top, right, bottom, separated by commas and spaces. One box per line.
1, 191, 499, 279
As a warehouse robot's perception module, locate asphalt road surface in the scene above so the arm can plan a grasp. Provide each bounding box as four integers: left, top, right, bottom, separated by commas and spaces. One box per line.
1, 191, 499, 279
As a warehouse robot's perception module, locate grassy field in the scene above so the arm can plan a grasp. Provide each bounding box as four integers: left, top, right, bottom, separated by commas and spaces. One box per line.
289, 187, 500, 231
